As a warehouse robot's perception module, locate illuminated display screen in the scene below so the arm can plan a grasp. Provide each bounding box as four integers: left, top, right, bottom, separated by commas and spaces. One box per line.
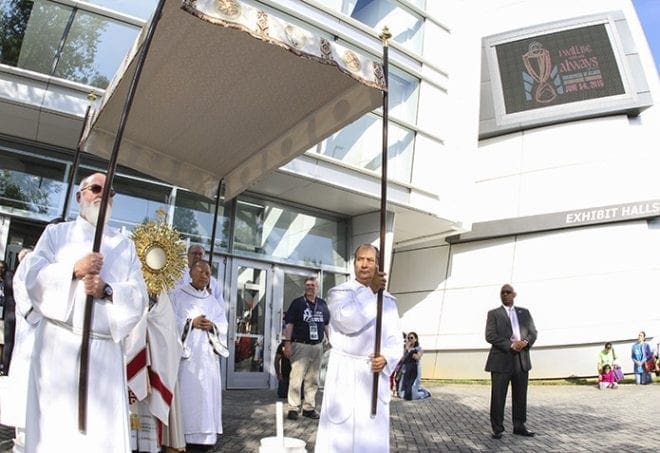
495, 24, 625, 114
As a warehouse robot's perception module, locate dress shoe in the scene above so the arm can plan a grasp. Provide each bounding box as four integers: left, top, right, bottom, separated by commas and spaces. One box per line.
513, 427, 535, 437
302, 409, 320, 419
491, 432, 503, 439
287, 410, 299, 420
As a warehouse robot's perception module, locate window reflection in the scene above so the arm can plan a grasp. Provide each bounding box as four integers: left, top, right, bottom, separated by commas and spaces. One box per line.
0, 148, 67, 219
173, 189, 227, 251
53, 10, 139, 88
0, 0, 141, 88
315, 112, 414, 182
316, 0, 424, 53
233, 197, 348, 268
82, 0, 158, 20
388, 67, 419, 123
1, 0, 70, 73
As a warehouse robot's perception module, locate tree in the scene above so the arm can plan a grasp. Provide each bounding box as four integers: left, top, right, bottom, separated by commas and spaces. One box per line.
0, 0, 112, 88
0, 170, 61, 215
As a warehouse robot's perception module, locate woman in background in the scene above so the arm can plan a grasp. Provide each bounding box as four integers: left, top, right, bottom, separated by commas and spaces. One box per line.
398, 332, 430, 400
631, 331, 653, 385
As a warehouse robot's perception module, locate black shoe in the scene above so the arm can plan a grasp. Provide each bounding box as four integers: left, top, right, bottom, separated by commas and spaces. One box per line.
491, 432, 503, 439
513, 428, 535, 437
287, 410, 299, 420
302, 409, 320, 419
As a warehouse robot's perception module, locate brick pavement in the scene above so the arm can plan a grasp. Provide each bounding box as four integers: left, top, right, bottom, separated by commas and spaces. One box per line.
2, 382, 659, 452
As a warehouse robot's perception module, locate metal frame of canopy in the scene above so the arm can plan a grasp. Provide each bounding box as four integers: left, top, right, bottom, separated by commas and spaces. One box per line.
74, 0, 391, 431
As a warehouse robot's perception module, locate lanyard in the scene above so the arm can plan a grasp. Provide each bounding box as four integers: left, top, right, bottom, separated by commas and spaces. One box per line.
305, 297, 318, 316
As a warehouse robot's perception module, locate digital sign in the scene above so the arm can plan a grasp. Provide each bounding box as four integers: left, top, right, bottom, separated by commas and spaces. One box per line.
479, 12, 653, 139
495, 24, 625, 114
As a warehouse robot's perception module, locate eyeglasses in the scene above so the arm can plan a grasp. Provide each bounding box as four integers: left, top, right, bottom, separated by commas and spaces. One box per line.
81, 184, 115, 197
407, 336, 416, 341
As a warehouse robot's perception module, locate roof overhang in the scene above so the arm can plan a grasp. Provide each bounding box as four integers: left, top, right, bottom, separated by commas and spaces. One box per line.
80, 0, 385, 200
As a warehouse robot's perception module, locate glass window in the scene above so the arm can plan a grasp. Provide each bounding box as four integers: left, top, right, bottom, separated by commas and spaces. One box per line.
53, 10, 140, 88
406, 0, 425, 10
0, 147, 68, 220
173, 189, 228, 251
233, 197, 348, 268
316, 0, 424, 53
0, 0, 71, 73
321, 272, 349, 299
315, 112, 414, 183
66, 171, 171, 231
388, 67, 419, 123
0, 0, 140, 88
82, 0, 158, 20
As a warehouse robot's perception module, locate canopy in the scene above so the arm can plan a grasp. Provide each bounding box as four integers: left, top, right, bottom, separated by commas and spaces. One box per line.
79, 0, 385, 200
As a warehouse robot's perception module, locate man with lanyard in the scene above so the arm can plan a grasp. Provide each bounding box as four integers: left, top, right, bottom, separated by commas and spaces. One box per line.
283, 276, 330, 420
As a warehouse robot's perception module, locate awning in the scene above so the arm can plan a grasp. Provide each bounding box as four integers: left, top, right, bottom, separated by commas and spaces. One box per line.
79, 0, 385, 200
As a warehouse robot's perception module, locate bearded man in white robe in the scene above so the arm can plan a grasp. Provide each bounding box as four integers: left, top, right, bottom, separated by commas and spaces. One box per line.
315, 244, 401, 453
24, 173, 147, 453
171, 261, 228, 448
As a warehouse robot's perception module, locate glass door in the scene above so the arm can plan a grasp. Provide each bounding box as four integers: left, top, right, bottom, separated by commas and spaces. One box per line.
226, 259, 272, 389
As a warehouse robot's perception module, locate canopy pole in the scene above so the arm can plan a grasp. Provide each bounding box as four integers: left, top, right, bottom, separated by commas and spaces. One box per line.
60, 105, 93, 222
77, 0, 167, 433
371, 26, 391, 417
208, 180, 223, 266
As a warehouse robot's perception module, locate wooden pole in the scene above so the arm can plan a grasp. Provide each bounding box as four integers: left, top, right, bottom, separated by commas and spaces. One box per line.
77, 0, 167, 433
208, 180, 223, 265
60, 105, 92, 222
371, 26, 391, 417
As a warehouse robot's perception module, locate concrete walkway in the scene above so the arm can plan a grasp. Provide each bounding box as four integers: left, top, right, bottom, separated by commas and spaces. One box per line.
2, 382, 659, 452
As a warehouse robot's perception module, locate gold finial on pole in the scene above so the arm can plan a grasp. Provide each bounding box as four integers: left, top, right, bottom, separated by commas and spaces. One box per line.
379, 26, 392, 43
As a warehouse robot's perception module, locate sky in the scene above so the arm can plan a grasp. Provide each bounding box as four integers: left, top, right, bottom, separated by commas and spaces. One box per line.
633, 0, 660, 74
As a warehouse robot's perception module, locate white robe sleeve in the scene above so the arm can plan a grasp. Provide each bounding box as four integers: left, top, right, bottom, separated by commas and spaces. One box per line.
25, 224, 78, 322
328, 284, 381, 334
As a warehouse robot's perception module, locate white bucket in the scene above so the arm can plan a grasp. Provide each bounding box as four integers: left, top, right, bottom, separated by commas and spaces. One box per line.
258, 436, 307, 453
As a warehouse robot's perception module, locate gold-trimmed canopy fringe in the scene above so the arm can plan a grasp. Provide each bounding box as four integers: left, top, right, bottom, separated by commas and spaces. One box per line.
80, 0, 385, 201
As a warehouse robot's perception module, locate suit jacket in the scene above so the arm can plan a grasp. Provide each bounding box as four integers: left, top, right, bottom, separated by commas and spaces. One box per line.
485, 305, 537, 373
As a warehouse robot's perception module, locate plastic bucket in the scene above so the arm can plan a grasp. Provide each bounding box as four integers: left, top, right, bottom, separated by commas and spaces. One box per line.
258, 436, 307, 452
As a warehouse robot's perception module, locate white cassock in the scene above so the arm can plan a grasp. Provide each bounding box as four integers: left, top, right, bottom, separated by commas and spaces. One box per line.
171, 284, 228, 445
0, 253, 42, 452
125, 292, 185, 451
171, 271, 222, 305
315, 279, 401, 453
24, 217, 147, 453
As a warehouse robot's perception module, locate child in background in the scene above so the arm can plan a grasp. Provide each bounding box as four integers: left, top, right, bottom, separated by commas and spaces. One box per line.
611, 359, 625, 382
598, 364, 619, 389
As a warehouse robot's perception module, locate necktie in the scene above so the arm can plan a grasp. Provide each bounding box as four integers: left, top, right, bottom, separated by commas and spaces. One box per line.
509, 308, 520, 341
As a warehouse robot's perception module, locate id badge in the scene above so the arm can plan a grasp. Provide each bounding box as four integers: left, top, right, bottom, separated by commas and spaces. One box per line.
309, 323, 319, 341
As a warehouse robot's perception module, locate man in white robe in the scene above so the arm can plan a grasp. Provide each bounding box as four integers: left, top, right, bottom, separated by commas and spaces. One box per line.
1, 248, 39, 453
315, 244, 401, 453
24, 173, 148, 453
171, 261, 228, 448
171, 244, 222, 304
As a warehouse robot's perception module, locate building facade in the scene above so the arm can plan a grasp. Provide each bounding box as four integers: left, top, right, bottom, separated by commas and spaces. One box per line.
0, 0, 658, 384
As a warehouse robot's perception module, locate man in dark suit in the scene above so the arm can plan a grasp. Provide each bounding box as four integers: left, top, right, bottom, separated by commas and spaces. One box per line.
485, 283, 537, 439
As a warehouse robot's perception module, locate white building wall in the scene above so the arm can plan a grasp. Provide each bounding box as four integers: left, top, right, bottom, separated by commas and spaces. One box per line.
390, 0, 660, 379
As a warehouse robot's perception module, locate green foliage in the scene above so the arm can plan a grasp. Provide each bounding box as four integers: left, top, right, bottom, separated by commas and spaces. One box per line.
0, 169, 60, 214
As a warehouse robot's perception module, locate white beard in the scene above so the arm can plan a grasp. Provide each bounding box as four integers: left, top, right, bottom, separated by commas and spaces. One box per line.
80, 200, 112, 226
